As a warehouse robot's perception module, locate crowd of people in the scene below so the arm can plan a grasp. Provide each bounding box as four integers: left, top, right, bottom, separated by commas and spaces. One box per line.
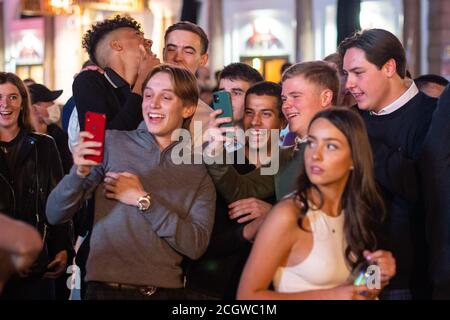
0, 14, 449, 300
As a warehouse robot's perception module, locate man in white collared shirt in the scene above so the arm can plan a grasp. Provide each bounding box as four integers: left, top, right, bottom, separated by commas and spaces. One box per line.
340, 28, 437, 300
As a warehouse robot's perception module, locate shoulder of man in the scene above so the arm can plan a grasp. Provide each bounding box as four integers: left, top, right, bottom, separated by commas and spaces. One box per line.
405, 91, 437, 123
72, 69, 107, 89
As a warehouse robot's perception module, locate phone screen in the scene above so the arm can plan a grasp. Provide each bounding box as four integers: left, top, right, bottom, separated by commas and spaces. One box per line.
84, 112, 106, 163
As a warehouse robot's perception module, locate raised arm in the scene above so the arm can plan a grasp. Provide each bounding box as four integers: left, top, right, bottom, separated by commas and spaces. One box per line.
206, 163, 275, 204
46, 131, 104, 225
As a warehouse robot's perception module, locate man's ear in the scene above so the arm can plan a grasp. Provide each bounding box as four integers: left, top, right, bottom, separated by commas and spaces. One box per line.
198, 53, 209, 68
320, 89, 334, 107
182, 104, 197, 119
383, 58, 397, 78
109, 39, 123, 52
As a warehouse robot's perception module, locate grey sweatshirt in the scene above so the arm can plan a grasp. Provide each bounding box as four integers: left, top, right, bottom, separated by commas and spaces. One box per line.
46, 122, 216, 288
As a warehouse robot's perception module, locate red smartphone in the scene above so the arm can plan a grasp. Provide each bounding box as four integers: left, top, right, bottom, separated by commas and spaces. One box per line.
84, 112, 106, 163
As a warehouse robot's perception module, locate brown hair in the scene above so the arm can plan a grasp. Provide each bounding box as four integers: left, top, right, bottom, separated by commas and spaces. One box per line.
0, 72, 32, 131
296, 107, 385, 269
282, 61, 340, 106
164, 21, 209, 55
338, 28, 407, 79
141, 64, 199, 128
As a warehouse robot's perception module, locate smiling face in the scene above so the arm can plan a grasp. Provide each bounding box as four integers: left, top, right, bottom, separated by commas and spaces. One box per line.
281, 75, 331, 139
0, 83, 22, 136
343, 47, 393, 113
163, 30, 208, 74
243, 94, 284, 152
304, 118, 353, 191
142, 72, 196, 149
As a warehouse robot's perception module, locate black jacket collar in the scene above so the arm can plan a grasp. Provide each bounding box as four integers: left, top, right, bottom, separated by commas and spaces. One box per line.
104, 68, 130, 89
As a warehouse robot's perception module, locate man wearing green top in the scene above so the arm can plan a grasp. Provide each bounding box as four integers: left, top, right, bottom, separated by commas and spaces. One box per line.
206, 60, 340, 205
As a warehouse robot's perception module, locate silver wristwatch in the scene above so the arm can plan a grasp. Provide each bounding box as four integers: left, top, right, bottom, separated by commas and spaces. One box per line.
137, 193, 152, 212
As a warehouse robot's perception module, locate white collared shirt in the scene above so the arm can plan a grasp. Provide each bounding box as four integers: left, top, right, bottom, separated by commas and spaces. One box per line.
371, 82, 419, 116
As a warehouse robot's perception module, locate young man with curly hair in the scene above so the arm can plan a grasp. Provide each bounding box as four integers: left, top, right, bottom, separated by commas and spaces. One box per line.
73, 15, 160, 132
69, 15, 160, 298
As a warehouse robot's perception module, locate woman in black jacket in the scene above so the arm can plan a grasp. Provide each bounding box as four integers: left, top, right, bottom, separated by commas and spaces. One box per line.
0, 72, 73, 300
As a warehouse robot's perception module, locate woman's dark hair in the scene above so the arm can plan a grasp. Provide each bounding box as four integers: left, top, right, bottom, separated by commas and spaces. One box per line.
295, 107, 385, 269
0, 72, 32, 131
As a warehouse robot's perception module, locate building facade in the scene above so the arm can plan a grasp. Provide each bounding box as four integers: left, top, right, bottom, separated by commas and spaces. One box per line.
1, 0, 449, 101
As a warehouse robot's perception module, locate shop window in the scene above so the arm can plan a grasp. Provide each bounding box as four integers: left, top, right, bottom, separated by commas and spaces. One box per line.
240, 56, 289, 83
16, 64, 44, 84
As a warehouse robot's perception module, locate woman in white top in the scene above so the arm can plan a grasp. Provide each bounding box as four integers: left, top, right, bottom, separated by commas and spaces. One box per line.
237, 108, 396, 300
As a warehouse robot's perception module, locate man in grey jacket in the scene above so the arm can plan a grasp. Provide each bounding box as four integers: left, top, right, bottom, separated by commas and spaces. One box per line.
46, 65, 215, 300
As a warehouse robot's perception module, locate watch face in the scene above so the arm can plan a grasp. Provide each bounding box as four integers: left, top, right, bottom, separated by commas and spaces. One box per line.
138, 196, 151, 211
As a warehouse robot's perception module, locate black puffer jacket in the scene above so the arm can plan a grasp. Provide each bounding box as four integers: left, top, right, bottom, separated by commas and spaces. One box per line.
0, 130, 73, 274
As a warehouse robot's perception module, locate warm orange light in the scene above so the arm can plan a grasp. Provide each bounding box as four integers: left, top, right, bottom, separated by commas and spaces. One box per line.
50, 0, 72, 10
41, 0, 75, 15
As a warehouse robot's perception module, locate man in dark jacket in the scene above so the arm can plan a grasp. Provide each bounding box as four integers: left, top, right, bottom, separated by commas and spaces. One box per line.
340, 28, 436, 299
419, 84, 450, 299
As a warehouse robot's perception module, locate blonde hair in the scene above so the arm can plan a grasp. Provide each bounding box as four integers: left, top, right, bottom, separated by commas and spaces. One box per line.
282, 61, 340, 106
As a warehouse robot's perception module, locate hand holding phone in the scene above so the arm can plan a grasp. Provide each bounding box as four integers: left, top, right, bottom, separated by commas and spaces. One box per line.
84, 112, 106, 163
73, 113, 106, 177
212, 91, 234, 128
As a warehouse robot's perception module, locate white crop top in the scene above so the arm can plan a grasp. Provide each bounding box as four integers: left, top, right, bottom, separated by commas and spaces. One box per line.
273, 208, 351, 293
